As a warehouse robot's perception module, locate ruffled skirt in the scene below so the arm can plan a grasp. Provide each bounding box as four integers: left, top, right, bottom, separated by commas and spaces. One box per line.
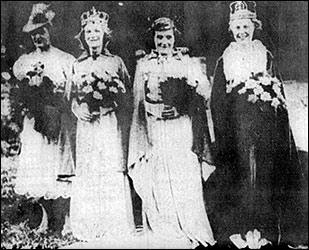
15, 116, 71, 199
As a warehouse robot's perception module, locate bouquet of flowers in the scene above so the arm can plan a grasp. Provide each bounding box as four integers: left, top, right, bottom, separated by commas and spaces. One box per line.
75, 71, 125, 114
19, 62, 64, 110
159, 77, 195, 115
15, 62, 63, 142
230, 72, 286, 110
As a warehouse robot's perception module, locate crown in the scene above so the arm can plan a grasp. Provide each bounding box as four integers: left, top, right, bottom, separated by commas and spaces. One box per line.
80, 7, 109, 27
151, 17, 175, 31
229, 1, 257, 22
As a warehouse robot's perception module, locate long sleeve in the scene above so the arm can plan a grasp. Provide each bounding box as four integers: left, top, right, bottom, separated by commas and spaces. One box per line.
114, 56, 133, 170
128, 59, 148, 168
13, 54, 30, 81
210, 57, 231, 161
189, 57, 214, 164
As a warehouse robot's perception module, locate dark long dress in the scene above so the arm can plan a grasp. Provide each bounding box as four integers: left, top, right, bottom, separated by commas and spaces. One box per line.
206, 43, 308, 246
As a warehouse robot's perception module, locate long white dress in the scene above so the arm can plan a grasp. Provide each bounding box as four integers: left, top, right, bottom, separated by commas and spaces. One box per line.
69, 53, 135, 241
128, 49, 216, 248
12, 46, 75, 199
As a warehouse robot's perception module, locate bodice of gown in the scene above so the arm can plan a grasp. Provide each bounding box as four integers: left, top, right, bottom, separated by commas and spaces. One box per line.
223, 40, 267, 84
72, 55, 123, 93
13, 46, 75, 92
137, 50, 208, 119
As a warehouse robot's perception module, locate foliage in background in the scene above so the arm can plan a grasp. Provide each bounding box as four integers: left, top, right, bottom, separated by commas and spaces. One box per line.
1, 156, 79, 249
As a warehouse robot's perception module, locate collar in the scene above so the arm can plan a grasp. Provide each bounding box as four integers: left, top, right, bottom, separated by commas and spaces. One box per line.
77, 48, 113, 62
148, 48, 183, 61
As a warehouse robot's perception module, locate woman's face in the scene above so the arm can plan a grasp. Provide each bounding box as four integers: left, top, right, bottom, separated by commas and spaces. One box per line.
30, 27, 51, 49
84, 22, 104, 49
230, 19, 255, 44
154, 29, 175, 56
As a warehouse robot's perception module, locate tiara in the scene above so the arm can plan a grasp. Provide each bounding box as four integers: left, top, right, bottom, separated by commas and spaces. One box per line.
151, 17, 175, 31
229, 1, 257, 21
80, 7, 109, 27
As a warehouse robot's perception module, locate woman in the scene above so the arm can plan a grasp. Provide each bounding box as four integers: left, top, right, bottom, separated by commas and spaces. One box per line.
12, 3, 75, 233
209, 1, 307, 248
128, 17, 216, 249
68, 7, 135, 242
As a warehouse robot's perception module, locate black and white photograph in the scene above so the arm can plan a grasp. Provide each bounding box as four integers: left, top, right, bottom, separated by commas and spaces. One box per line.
1, 1, 308, 249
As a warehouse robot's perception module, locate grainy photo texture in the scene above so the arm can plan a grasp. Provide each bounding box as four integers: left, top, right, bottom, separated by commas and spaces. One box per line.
1, 1, 308, 249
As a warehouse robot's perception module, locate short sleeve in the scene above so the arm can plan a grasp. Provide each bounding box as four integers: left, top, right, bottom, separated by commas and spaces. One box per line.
13, 54, 30, 81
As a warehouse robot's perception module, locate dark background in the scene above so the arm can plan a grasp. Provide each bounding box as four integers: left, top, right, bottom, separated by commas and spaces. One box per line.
1, 1, 308, 82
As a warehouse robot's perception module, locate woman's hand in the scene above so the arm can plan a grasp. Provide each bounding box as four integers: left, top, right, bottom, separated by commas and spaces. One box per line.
72, 100, 92, 122
195, 79, 211, 100
28, 74, 43, 87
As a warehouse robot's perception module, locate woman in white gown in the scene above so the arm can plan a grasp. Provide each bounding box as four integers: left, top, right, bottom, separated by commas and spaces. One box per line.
128, 17, 216, 249
67, 7, 135, 242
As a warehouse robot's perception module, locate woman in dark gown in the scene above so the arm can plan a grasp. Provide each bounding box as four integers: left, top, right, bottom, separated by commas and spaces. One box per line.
207, 1, 308, 248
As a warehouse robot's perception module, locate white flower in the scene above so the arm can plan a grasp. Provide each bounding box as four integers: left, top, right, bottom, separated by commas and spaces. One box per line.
103, 71, 112, 82
8, 123, 20, 132
245, 79, 257, 89
1, 99, 11, 116
253, 85, 264, 96
260, 92, 272, 102
45, 11, 54, 20
94, 70, 111, 82
97, 81, 107, 90
1, 72, 11, 81
238, 87, 247, 95
248, 94, 258, 103
272, 84, 281, 96
245, 229, 271, 249
271, 97, 280, 109
82, 85, 93, 94
113, 78, 126, 93
93, 91, 103, 100
260, 76, 272, 86
84, 74, 95, 84
109, 86, 118, 94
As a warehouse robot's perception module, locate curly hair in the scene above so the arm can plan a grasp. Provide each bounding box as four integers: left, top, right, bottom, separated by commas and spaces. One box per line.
228, 18, 262, 32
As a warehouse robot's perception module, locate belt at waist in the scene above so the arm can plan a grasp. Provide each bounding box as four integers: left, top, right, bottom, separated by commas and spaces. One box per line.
145, 101, 180, 120
93, 106, 116, 117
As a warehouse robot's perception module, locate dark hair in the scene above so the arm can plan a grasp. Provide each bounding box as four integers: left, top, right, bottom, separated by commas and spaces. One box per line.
145, 27, 183, 52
